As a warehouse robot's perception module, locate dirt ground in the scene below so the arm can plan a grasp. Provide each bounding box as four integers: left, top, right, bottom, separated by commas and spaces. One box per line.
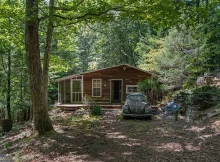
1, 109, 220, 162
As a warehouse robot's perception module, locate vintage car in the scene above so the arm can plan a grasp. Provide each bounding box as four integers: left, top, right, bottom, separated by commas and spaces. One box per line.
122, 93, 152, 119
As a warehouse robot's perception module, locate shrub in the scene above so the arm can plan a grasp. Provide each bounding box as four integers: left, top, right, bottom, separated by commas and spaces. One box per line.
172, 89, 192, 113
192, 86, 220, 110
173, 89, 191, 103
137, 78, 166, 104
173, 86, 220, 111
90, 105, 102, 116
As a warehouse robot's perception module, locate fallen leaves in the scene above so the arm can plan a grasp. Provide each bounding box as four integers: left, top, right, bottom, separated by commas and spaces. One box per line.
0, 109, 220, 162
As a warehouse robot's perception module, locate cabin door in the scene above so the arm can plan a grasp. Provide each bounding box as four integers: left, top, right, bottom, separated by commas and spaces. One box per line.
71, 80, 82, 103
111, 80, 122, 103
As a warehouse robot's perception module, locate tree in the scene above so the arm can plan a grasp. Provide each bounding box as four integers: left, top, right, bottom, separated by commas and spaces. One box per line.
25, 0, 53, 134
140, 24, 208, 89
203, 0, 220, 72
0, 0, 26, 120
97, 20, 149, 67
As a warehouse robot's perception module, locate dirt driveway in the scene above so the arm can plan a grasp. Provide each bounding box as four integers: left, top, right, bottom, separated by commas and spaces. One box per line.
1, 109, 220, 162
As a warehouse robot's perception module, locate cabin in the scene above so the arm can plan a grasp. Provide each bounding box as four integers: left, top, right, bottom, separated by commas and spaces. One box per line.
57, 64, 152, 105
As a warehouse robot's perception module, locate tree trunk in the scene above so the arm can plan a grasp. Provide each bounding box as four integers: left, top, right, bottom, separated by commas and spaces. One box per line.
43, 0, 54, 101
25, 0, 53, 135
6, 50, 11, 119
196, 0, 200, 22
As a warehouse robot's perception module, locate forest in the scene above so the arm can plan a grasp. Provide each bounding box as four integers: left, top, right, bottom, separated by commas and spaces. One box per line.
0, 0, 220, 161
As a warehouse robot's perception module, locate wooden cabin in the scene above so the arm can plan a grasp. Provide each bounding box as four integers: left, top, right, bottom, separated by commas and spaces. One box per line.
57, 64, 152, 104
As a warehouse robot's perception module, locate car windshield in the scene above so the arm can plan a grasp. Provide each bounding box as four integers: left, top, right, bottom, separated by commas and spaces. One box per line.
128, 94, 146, 102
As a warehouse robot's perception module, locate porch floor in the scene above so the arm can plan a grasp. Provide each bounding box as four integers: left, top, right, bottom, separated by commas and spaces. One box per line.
56, 103, 123, 111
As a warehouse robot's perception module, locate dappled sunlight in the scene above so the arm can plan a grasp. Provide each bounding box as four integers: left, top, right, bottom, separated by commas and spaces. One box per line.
185, 126, 206, 133
106, 132, 127, 139
2, 110, 220, 161
153, 142, 183, 152
103, 128, 143, 147
121, 141, 141, 147
122, 152, 133, 156
198, 132, 220, 141
53, 125, 65, 133
184, 143, 201, 151
154, 127, 171, 137
0, 128, 33, 152
98, 152, 115, 161
22, 151, 44, 161
70, 154, 91, 162
211, 120, 220, 132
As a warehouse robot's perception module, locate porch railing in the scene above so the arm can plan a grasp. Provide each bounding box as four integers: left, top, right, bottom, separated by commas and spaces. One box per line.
72, 92, 82, 103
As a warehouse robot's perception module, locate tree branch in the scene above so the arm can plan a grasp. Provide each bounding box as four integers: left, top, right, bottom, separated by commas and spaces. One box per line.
86, 23, 108, 34
54, 6, 122, 21
54, 0, 85, 11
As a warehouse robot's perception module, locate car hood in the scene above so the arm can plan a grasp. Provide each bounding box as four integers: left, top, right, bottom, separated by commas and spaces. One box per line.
127, 101, 147, 113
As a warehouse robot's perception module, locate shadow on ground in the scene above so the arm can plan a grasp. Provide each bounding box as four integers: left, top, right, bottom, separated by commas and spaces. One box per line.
1, 110, 220, 162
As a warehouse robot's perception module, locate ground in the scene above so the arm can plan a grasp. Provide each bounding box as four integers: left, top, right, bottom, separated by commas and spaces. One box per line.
1, 108, 220, 162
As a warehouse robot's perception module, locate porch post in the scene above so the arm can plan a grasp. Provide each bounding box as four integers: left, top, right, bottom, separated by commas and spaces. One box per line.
82, 75, 84, 102
58, 81, 60, 103
70, 78, 72, 103
64, 80, 66, 103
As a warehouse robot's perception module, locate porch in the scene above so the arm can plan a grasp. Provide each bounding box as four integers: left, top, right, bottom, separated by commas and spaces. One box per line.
57, 74, 125, 104
58, 75, 83, 104
57, 103, 123, 111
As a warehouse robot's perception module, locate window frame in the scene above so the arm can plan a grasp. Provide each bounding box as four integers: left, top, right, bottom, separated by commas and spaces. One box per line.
92, 79, 102, 97
126, 85, 138, 94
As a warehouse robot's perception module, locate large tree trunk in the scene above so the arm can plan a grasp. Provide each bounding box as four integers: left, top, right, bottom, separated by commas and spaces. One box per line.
25, 0, 53, 135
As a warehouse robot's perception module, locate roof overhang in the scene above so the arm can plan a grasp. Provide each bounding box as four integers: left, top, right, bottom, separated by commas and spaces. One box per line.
56, 74, 82, 82
82, 64, 153, 76
56, 64, 156, 82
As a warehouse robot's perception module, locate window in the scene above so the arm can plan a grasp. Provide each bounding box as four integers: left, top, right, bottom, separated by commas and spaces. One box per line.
126, 85, 138, 94
92, 79, 102, 97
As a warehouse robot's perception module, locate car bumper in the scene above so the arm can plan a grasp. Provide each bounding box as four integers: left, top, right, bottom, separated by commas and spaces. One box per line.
122, 113, 152, 118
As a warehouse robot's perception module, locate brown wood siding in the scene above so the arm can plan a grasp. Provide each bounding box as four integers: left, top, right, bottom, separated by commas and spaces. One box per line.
83, 65, 151, 103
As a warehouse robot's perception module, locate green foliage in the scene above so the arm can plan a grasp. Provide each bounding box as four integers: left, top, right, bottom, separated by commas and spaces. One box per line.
192, 86, 220, 110
4, 142, 9, 149
140, 24, 208, 89
203, 2, 220, 71
0, 1, 29, 120
90, 105, 102, 116
172, 89, 192, 113
137, 78, 166, 104
62, 113, 100, 129
173, 89, 191, 104
173, 86, 220, 112
0, 0, 219, 122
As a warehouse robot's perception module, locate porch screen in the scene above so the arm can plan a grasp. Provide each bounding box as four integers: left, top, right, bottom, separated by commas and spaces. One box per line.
72, 80, 82, 102
92, 79, 102, 97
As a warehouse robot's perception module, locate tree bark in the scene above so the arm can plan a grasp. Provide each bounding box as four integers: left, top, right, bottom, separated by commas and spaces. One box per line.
25, 0, 53, 135
6, 50, 11, 119
43, 0, 55, 101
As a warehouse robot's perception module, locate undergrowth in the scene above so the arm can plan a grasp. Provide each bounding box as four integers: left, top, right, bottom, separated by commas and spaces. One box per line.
63, 115, 100, 129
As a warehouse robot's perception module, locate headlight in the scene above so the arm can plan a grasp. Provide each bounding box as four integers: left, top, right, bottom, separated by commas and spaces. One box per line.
145, 106, 151, 113
123, 105, 130, 113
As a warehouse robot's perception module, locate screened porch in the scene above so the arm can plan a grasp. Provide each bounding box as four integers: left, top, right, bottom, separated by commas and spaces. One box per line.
58, 75, 83, 104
